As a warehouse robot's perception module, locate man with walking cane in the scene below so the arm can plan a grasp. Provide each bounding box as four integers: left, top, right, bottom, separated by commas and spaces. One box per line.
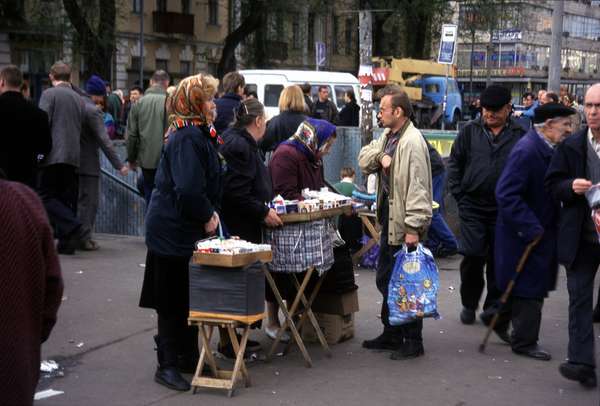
492, 103, 575, 361
545, 84, 600, 388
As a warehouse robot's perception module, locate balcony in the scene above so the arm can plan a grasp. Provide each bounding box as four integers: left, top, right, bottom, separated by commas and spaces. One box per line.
153, 12, 194, 36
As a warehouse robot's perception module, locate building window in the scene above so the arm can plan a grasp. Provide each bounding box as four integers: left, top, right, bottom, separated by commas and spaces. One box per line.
131, 56, 141, 71
132, 0, 141, 14
308, 13, 315, 49
180, 61, 191, 76
208, 0, 218, 25
157, 0, 167, 13
181, 0, 190, 14
207, 62, 218, 76
292, 21, 301, 50
345, 18, 353, 55
156, 58, 169, 71
332, 16, 339, 55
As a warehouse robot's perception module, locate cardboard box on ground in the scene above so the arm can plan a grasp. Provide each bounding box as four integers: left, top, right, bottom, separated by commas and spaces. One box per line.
301, 289, 359, 345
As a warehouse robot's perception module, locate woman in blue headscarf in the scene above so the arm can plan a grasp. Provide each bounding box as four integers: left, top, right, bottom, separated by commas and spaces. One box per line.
269, 118, 336, 200
265, 118, 337, 340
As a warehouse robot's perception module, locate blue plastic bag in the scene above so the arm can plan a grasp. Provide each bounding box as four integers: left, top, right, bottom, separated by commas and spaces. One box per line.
388, 244, 440, 325
359, 235, 379, 269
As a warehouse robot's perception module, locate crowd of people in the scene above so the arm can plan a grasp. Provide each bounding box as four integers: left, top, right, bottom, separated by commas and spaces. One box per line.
1, 58, 600, 404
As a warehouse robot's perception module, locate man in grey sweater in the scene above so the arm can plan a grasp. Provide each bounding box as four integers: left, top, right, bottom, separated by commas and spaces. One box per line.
38, 61, 85, 254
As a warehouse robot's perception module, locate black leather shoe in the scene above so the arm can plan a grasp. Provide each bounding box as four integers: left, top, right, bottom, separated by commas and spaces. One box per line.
494, 328, 511, 345
479, 308, 497, 326
593, 305, 600, 323
362, 331, 403, 351
512, 345, 551, 361
460, 308, 476, 325
390, 340, 424, 360
155, 366, 191, 391
559, 362, 597, 388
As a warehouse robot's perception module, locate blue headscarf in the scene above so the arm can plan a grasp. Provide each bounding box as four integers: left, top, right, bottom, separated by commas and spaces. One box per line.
282, 118, 336, 160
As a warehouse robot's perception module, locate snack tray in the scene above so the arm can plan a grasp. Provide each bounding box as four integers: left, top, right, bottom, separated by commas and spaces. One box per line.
279, 205, 352, 223
192, 250, 273, 267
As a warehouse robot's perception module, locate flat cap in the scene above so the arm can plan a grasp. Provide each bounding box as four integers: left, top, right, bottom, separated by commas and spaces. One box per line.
533, 102, 575, 124
480, 85, 512, 109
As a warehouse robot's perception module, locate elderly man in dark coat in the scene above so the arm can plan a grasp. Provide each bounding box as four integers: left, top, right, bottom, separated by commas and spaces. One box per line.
447, 85, 525, 329
546, 83, 600, 388
494, 103, 575, 361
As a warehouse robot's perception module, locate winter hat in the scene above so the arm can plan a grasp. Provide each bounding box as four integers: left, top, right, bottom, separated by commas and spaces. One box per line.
480, 85, 512, 110
85, 75, 106, 96
533, 102, 576, 124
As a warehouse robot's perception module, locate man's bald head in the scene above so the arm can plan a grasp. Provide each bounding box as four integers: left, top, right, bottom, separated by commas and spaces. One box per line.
584, 83, 600, 131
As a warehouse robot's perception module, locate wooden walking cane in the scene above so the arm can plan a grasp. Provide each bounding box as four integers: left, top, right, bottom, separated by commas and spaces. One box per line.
478, 235, 543, 353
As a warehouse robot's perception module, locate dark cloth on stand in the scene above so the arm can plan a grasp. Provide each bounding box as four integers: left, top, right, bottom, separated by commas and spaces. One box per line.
260, 111, 306, 153
220, 126, 272, 243
0, 91, 51, 187
0, 180, 63, 406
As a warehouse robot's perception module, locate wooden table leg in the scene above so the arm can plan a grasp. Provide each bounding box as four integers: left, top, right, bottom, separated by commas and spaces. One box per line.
226, 324, 251, 388
352, 215, 381, 265
264, 266, 314, 367
288, 271, 332, 357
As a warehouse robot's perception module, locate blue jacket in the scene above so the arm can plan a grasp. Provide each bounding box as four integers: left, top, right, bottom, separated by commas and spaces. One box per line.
495, 129, 559, 298
545, 127, 594, 268
214, 93, 242, 135
145, 124, 224, 257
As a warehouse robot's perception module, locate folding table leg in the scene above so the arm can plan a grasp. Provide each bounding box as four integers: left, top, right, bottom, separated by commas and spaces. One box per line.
226, 324, 251, 389
288, 271, 332, 357
199, 324, 219, 377
264, 266, 313, 367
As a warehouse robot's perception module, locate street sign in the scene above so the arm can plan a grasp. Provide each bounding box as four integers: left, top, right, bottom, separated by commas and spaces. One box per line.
316, 41, 326, 68
438, 24, 457, 65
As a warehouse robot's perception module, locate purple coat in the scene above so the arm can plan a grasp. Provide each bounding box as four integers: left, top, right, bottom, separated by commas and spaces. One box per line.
494, 129, 559, 298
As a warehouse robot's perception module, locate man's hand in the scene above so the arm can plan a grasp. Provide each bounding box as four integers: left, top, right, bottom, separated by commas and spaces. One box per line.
204, 212, 220, 235
572, 178, 593, 195
128, 161, 138, 171
380, 154, 392, 175
264, 208, 283, 228
119, 166, 129, 176
405, 233, 419, 247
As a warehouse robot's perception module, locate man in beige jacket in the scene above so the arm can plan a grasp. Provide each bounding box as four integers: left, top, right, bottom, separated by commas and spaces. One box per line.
359, 88, 432, 360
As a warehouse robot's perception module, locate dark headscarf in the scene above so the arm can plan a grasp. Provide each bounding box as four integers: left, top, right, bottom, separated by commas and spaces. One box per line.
283, 118, 336, 160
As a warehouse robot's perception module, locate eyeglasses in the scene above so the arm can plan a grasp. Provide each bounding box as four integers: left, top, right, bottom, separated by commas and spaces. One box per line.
584, 103, 600, 110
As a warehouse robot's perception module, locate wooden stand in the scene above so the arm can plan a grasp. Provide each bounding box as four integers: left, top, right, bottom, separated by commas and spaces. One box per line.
264, 266, 332, 367
351, 211, 381, 266
188, 317, 258, 397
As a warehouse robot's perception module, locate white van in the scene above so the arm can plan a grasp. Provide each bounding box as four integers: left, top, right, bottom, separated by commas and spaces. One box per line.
239, 69, 360, 119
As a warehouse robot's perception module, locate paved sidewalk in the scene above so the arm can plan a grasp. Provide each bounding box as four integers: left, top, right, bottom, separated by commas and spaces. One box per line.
36, 234, 599, 406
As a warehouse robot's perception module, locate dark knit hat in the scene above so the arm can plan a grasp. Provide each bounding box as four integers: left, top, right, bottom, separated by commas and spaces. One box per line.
85, 75, 106, 96
480, 85, 512, 110
533, 102, 576, 124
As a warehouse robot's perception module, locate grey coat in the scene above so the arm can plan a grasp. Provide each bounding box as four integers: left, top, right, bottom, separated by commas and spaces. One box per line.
77, 91, 123, 176
38, 83, 85, 167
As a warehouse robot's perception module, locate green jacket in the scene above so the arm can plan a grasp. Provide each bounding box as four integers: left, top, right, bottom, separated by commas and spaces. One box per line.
358, 121, 433, 245
126, 86, 167, 169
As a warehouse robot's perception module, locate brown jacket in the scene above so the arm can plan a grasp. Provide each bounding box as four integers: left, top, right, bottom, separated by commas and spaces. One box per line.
358, 121, 433, 245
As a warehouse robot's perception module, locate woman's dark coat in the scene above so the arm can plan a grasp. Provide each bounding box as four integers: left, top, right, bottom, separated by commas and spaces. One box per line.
336, 100, 359, 127
495, 130, 559, 298
220, 126, 272, 243
260, 111, 306, 153
269, 143, 324, 200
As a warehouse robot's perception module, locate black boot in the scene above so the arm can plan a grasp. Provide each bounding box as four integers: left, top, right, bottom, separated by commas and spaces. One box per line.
362, 329, 403, 351
154, 335, 191, 391
390, 339, 424, 360
177, 327, 200, 374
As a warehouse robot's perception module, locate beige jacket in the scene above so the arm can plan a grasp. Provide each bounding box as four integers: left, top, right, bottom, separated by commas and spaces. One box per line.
358, 121, 433, 246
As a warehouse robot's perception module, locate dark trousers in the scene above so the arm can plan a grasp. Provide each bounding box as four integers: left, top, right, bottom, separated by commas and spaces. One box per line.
37, 163, 81, 241
458, 214, 500, 311
77, 174, 99, 242
142, 168, 157, 206
376, 198, 423, 341
566, 241, 600, 368
426, 172, 458, 251
496, 296, 544, 351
